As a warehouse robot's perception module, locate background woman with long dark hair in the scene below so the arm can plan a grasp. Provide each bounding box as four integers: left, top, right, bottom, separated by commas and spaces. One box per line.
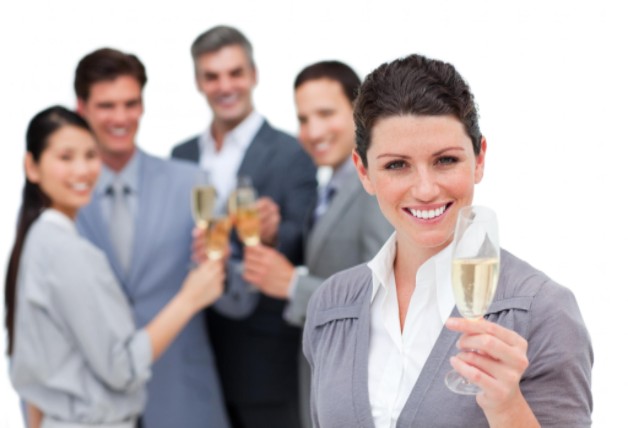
5, 106, 226, 428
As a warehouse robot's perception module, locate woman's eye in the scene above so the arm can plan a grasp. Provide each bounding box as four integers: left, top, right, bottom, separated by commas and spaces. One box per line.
437, 156, 458, 166
385, 160, 406, 170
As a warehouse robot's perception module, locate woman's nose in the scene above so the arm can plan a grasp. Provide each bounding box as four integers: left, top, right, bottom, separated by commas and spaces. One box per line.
411, 169, 439, 202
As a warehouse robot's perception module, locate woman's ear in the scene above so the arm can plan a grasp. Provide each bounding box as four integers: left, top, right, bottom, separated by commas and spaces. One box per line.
352, 149, 375, 195
474, 137, 487, 184
24, 152, 40, 184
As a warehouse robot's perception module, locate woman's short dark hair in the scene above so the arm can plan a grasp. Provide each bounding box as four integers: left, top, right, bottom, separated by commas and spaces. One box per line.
74, 48, 147, 101
4, 106, 91, 355
354, 54, 482, 166
294, 60, 361, 104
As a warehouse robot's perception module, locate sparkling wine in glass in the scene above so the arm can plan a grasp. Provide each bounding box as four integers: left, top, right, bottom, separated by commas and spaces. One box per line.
191, 186, 216, 229
206, 215, 232, 260
445, 205, 500, 395
231, 176, 261, 246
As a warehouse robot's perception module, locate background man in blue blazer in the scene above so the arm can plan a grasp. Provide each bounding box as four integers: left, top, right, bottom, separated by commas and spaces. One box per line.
74, 48, 230, 428
242, 61, 392, 427
171, 26, 317, 428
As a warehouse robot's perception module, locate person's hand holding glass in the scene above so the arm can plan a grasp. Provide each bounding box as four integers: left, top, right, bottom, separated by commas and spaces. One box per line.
445, 205, 500, 395
445, 206, 532, 423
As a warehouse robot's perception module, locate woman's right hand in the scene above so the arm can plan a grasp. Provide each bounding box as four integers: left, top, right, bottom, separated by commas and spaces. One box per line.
181, 259, 225, 311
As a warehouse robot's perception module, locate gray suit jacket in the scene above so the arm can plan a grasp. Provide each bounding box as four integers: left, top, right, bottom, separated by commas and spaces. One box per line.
76, 150, 230, 428
284, 170, 392, 327
303, 250, 593, 428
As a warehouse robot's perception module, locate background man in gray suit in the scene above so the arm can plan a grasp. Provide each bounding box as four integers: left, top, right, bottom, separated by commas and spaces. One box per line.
171, 26, 317, 428
73, 48, 230, 428
242, 61, 392, 427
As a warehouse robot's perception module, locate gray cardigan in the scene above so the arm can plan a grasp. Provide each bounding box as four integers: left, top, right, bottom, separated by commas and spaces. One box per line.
303, 249, 593, 428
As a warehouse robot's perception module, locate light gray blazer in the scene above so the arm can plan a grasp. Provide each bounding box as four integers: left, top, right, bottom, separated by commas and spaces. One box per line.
11, 210, 151, 424
285, 170, 392, 327
303, 249, 593, 428
76, 150, 230, 428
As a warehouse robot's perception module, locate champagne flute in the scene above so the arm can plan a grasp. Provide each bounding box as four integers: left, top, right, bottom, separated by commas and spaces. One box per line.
191, 185, 216, 229
445, 205, 500, 395
230, 176, 261, 246
206, 214, 232, 260
191, 184, 230, 260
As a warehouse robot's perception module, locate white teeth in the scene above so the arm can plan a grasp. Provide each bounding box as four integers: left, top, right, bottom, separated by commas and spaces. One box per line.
314, 142, 330, 153
409, 205, 446, 219
109, 127, 128, 136
217, 94, 238, 105
72, 183, 89, 191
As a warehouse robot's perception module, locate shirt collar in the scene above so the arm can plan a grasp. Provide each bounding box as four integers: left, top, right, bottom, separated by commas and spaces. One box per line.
40, 208, 78, 235
200, 110, 264, 154
96, 150, 140, 196
367, 232, 455, 323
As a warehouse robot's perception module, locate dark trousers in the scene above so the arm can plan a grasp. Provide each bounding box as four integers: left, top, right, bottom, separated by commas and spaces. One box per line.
226, 400, 301, 428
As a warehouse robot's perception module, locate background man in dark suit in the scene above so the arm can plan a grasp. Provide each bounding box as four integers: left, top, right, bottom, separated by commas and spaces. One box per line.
74, 48, 230, 428
242, 61, 392, 427
171, 26, 317, 428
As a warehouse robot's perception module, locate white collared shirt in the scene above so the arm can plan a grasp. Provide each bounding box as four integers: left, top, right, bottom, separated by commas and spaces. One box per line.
367, 233, 455, 428
199, 111, 264, 212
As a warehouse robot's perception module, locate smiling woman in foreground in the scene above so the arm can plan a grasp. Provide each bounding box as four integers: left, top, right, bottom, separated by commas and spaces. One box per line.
302, 54, 593, 428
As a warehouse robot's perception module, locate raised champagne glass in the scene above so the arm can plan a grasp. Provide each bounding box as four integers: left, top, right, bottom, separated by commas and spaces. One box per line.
191, 185, 216, 230
191, 184, 230, 261
206, 215, 232, 260
231, 176, 260, 246
445, 205, 500, 395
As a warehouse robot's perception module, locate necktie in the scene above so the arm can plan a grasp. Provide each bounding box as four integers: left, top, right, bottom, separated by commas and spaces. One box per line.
109, 179, 133, 274
312, 184, 336, 227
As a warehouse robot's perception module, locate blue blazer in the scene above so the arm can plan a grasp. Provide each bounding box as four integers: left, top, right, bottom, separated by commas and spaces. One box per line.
76, 150, 230, 428
172, 120, 318, 406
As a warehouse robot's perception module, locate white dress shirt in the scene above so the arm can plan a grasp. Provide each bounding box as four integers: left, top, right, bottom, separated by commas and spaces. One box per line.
367, 233, 455, 428
198, 111, 264, 212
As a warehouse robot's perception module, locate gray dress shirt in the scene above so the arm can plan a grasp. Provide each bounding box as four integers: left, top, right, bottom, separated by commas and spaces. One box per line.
10, 209, 152, 425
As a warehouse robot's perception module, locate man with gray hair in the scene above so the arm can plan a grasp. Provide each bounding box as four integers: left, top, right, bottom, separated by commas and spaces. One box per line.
172, 25, 317, 428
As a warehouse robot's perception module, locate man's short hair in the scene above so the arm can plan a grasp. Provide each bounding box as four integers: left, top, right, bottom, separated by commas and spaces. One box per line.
294, 61, 361, 104
74, 48, 147, 101
191, 25, 255, 69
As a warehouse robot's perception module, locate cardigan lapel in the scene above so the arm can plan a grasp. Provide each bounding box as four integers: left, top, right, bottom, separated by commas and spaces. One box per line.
353, 278, 378, 428
396, 307, 460, 426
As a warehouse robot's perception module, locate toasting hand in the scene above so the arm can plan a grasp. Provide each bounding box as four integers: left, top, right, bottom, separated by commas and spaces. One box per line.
243, 244, 294, 299
256, 197, 281, 246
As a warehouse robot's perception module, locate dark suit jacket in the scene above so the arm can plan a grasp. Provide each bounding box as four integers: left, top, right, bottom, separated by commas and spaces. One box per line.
172, 120, 318, 405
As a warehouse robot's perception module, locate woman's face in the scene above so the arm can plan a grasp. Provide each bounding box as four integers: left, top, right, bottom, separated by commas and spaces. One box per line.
26, 125, 101, 218
354, 114, 485, 258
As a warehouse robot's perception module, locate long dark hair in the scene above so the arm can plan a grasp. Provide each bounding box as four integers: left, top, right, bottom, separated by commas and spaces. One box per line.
5, 106, 91, 355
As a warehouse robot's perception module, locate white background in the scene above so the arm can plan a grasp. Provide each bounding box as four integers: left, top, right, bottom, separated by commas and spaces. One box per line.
1, 1, 625, 426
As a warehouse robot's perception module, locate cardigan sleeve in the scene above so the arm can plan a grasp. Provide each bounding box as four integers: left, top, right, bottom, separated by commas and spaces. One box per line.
520, 279, 593, 427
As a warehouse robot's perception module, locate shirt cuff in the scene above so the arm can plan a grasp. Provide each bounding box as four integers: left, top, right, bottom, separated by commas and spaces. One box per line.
288, 266, 309, 299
